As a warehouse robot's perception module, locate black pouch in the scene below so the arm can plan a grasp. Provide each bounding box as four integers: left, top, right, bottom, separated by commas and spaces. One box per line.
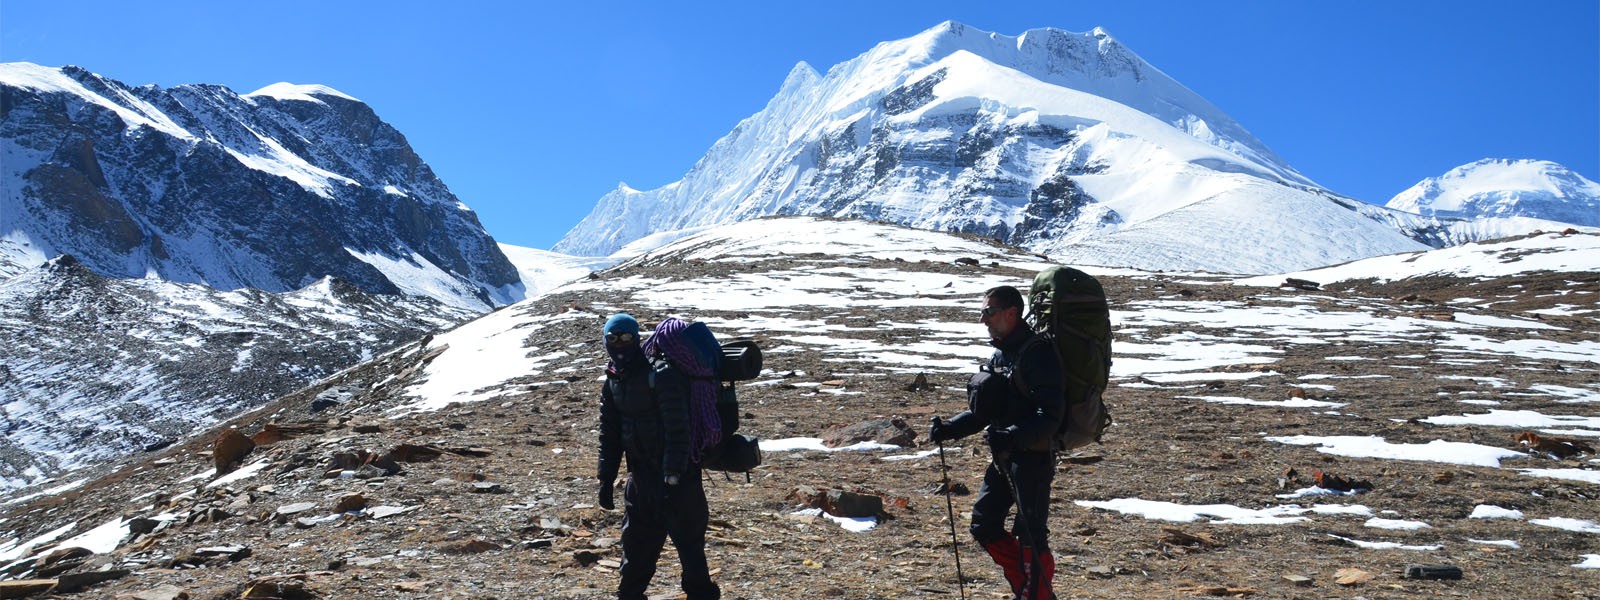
967, 365, 1010, 420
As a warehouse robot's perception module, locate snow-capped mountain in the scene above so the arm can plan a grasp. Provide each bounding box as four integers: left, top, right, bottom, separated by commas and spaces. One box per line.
0, 62, 520, 311
0, 253, 475, 491
554, 21, 1456, 274
1387, 159, 1600, 227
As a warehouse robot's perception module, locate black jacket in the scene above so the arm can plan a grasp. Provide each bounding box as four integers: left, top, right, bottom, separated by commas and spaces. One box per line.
944, 326, 1066, 453
598, 357, 693, 481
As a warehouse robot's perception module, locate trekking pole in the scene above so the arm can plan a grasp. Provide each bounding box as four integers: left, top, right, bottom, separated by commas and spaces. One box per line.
932, 418, 968, 600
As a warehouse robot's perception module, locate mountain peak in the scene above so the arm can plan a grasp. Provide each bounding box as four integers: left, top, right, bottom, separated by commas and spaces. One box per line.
1386, 158, 1600, 226
245, 82, 361, 105
888, 22, 1146, 85
554, 22, 1322, 260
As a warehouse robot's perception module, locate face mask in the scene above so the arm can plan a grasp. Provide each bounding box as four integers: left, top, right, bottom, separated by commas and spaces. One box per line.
608, 343, 643, 367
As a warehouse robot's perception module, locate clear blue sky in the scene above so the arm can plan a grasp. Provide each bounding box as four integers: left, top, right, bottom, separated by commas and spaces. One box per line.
3, 1, 1596, 249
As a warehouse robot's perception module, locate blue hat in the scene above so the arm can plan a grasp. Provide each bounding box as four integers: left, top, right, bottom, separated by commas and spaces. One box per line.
604, 313, 640, 338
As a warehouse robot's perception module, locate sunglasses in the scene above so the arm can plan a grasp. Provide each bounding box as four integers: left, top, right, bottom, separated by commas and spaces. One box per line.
980, 306, 1007, 319
604, 332, 636, 344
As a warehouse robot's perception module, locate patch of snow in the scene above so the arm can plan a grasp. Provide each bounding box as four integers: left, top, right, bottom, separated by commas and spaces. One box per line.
1276, 486, 1362, 499
1177, 395, 1345, 409
791, 508, 877, 532
1365, 517, 1429, 530
207, 459, 272, 489
1074, 498, 1321, 525
881, 449, 942, 461
0, 522, 75, 562
1265, 435, 1525, 468
1469, 538, 1520, 548
1422, 409, 1600, 430
1469, 505, 1524, 519
1530, 517, 1600, 534
1518, 469, 1600, 485
759, 438, 904, 453
1530, 384, 1600, 404
1327, 534, 1442, 551
50, 516, 128, 555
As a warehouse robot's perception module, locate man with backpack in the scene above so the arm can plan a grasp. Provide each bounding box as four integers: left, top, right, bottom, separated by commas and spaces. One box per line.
930, 286, 1065, 600
596, 314, 720, 600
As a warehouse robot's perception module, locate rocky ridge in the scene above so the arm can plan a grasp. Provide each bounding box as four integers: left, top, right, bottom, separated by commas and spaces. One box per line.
0, 62, 520, 311
0, 255, 475, 491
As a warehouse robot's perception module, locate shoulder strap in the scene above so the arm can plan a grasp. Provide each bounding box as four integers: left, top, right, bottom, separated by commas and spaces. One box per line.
647, 356, 671, 389
1009, 335, 1055, 398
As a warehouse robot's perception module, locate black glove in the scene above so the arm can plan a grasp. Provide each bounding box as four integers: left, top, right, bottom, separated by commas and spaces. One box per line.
929, 416, 956, 444
598, 480, 615, 510
985, 427, 1014, 460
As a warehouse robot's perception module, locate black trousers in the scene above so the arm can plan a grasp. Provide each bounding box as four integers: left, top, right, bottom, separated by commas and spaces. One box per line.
970, 451, 1056, 550
618, 463, 719, 600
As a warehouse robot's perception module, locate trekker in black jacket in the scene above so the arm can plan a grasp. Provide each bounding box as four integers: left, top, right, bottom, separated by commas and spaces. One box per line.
596, 314, 719, 600
930, 286, 1065, 600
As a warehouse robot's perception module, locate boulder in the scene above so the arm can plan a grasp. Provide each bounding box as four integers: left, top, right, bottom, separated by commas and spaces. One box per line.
213, 428, 256, 474
53, 569, 131, 593
383, 443, 443, 463
333, 493, 368, 513
251, 423, 285, 446
33, 547, 93, 577
821, 418, 915, 448
904, 373, 931, 392
193, 545, 251, 561
127, 517, 161, 535
0, 580, 56, 598
823, 489, 884, 519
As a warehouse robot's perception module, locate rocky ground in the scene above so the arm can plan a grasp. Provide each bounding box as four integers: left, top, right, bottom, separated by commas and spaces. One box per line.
2, 237, 1597, 599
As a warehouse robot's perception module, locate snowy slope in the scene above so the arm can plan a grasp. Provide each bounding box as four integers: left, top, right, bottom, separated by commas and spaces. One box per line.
0, 257, 474, 491
553, 22, 1444, 274
0, 62, 520, 311
1237, 230, 1600, 287
409, 218, 1600, 415
1388, 159, 1600, 227
496, 243, 616, 297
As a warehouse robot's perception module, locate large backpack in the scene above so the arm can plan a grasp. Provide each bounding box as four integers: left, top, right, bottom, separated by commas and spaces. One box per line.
1022, 266, 1113, 452
647, 319, 764, 474
704, 340, 763, 474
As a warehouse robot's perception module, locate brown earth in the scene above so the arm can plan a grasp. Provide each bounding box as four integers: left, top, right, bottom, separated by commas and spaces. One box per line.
2, 250, 1597, 600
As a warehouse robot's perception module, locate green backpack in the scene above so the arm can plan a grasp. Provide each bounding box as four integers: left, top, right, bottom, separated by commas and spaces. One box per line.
1021, 266, 1113, 451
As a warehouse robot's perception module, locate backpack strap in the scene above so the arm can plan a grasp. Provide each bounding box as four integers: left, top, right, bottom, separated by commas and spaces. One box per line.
1011, 334, 1086, 397
1016, 331, 1103, 403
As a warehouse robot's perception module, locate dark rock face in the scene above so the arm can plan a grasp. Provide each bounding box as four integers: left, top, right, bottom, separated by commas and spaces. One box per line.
797, 109, 1101, 247
1, 65, 519, 309
879, 68, 947, 116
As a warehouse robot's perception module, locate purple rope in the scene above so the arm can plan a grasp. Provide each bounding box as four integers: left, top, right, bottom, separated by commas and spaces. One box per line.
643, 317, 722, 463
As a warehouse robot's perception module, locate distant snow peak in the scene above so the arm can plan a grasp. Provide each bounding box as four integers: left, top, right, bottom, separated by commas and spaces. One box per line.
1387, 159, 1600, 227
245, 82, 360, 104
